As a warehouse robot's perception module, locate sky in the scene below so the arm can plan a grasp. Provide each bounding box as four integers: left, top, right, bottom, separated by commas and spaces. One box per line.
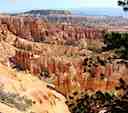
0, 0, 119, 12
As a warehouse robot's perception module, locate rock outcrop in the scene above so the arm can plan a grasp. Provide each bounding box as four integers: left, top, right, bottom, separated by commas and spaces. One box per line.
0, 63, 70, 113
0, 16, 104, 45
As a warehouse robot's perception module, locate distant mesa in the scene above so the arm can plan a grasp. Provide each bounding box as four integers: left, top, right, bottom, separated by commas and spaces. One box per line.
12, 9, 72, 16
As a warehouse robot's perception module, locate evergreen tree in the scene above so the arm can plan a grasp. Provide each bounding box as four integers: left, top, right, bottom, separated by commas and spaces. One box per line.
118, 0, 128, 11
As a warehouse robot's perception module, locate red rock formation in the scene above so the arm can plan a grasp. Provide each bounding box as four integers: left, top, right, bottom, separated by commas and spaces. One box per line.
12, 50, 122, 94
0, 15, 126, 95
0, 16, 104, 45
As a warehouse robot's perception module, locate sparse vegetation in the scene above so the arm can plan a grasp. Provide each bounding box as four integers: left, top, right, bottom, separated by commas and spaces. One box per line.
66, 78, 128, 113
0, 89, 32, 111
0, 11, 128, 113
40, 68, 50, 79
104, 32, 128, 59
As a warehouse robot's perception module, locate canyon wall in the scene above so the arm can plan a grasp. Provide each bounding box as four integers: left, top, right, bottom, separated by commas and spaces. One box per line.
0, 16, 104, 45
0, 15, 126, 95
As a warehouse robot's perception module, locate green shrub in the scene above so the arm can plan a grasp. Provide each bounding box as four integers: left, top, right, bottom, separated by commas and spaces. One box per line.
0, 89, 32, 111
104, 32, 128, 59
66, 79, 128, 113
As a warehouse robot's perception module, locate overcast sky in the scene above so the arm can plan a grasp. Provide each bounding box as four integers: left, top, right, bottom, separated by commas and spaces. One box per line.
0, 0, 119, 12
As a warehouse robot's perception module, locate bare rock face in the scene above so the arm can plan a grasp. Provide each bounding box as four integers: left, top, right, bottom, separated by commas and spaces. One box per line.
0, 16, 48, 41
12, 49, 127, 94
0, 63, 71, 113
0, 41, 15, 63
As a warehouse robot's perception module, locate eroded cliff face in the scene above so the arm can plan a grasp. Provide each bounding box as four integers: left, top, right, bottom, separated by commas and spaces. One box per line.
0, 16, 48, 41
0, 15, 128, 96
0, 16, 104, 44
13, 49, 128, 94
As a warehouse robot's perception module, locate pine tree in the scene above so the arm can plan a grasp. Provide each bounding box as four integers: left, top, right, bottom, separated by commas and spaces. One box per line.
118, 0, 128, 11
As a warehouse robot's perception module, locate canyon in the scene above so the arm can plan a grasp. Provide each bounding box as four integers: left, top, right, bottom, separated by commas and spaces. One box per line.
0, 13, 128, 113
0, 15, 127, 92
